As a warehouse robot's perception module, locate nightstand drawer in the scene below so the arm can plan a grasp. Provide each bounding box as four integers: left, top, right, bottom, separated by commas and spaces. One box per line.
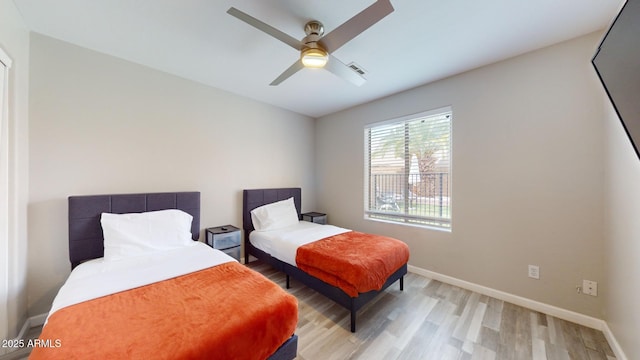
221, 246, 240, 261
302, 212, 327, 225
205, 225, 241, 250
211, 231, 240, 249
207, 231, 240, 249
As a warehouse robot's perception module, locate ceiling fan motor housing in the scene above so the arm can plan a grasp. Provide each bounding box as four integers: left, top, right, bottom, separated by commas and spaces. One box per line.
304, 20, 324, 37
303, 20, 325, 48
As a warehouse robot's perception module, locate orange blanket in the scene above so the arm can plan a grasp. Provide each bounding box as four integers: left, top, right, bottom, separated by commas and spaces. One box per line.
296, 231, 409, 297
30, 262, 297, 360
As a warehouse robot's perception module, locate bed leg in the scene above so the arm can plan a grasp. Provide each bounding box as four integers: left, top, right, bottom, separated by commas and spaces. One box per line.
350, 308, 356, 333
350, 298, 356, 332
286, 275, 290, 289
400, 276, 404, 291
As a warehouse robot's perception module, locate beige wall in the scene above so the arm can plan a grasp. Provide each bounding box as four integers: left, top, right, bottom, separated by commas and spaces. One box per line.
11, 17, 640, 359
316, 33, 605, 317
16, 20, 640, 360
603, 100, 640, 358
0, 0, 30, 341
27, 34, 316, 315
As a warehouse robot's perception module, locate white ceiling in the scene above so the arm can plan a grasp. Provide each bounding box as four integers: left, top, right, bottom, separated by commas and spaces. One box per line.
13, 0, 622, 118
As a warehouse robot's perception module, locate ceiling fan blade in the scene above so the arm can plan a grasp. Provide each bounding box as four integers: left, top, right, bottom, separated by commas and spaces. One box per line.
324, 55, 366, 86
270, 60, 305, 86
227, 7, 302, 50
320, 0, 394, 53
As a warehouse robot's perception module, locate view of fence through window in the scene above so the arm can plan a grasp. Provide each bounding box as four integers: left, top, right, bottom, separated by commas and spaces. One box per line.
365, 108, 452, 228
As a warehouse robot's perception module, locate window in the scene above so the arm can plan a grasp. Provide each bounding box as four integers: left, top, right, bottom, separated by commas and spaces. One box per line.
364, 107, 452, 229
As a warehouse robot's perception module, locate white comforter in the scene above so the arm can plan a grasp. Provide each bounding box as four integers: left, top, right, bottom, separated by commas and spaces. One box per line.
47, 242, 234, 321
249, 221, 351, 266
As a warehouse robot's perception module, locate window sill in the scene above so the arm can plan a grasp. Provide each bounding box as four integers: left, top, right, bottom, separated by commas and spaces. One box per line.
364, 216, 452, 233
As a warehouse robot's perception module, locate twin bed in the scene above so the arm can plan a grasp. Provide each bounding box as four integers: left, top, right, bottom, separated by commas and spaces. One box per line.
31, 192, 298, 360
32, 188, 409, 359
243, 187, 409, 333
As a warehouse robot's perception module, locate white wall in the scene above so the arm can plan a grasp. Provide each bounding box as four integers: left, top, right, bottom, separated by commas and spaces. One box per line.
316, 32, 605, 317
27, 34, 316, 315
602, 100, 640, 359
0, 0, 30, 342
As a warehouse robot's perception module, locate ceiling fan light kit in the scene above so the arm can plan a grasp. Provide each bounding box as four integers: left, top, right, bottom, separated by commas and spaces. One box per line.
227, 0, 394, 86
301, 47, 328, 68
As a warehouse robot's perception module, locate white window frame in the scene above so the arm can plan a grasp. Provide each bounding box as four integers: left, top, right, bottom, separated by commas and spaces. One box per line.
364, 106, 452, 229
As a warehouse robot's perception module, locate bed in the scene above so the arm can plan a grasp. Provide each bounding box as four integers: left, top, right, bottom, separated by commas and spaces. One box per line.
30, 191, 298, 360
242, 187, 409, 333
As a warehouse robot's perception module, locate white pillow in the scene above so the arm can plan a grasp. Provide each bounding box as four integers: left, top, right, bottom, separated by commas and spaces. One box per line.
251, 197, 299, 231
101, 209, 194, 261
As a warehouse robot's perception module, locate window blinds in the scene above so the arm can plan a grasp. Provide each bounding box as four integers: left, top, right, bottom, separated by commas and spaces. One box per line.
365, 107, 452, 228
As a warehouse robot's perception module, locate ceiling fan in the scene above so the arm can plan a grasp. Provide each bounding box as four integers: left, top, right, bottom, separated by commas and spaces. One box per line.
227, 1, 394, 86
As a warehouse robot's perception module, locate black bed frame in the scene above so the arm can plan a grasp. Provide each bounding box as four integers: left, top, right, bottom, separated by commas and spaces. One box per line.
242, 187, 407, 333
67, 191, 297, 360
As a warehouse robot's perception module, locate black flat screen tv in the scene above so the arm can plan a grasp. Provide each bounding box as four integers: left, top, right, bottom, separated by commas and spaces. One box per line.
592, 0, 640, 160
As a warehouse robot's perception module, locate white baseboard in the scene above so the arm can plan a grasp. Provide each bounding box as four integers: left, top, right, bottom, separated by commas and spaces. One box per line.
407, 265, 627, 360
28, 313, 47, 327
13, 318, 30, 342
12, 313, 47, 340
601, 322, 629, 360
0, 313, 47, 360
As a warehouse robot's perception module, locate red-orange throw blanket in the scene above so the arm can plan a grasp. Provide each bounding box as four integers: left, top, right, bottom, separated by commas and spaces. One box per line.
30, 262, 298, 360
296, 231, 410, 297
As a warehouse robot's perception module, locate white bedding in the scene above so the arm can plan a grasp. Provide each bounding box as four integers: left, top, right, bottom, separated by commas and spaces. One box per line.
47, 242, 234, 321
250, 221, 351, 266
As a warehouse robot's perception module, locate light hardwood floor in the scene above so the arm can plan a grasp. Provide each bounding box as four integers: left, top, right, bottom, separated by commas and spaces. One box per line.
7, 262, 615, 360
0, 325, 42, 360
247, 261, 616, 360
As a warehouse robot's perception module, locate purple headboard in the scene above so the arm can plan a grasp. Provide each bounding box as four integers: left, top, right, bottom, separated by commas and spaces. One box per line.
242, 188, 302, 264
68, 192, 200, 269
242, 188, 302, 235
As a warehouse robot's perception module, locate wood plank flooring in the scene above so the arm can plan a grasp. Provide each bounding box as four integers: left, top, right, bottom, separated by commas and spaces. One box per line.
6, 262, 616, 360
0, 325, 42, 360
247, 261, 616, 360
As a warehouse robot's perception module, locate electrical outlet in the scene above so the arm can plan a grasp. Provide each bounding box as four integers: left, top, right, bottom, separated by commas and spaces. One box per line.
528, 265, 540, 279
582, 280, 598, 296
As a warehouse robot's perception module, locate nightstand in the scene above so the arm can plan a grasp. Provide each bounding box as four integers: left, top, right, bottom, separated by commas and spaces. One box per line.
302, 212, 327, 225
205, 225, 241, 261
